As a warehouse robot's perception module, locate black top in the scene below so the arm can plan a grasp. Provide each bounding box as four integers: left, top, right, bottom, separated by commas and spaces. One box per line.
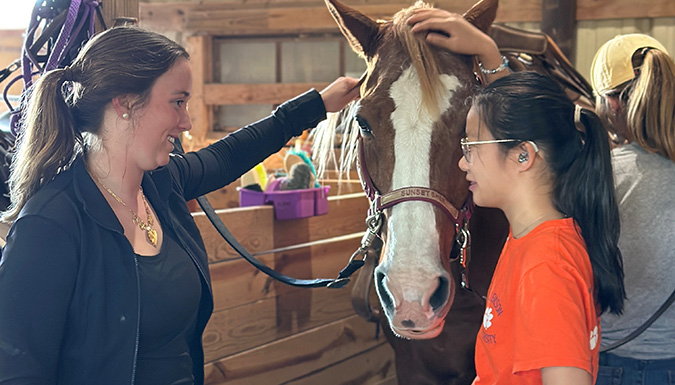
134, 228, 201, 385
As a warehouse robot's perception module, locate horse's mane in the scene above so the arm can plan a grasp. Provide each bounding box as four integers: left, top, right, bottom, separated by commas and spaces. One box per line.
312, 1, 446, 183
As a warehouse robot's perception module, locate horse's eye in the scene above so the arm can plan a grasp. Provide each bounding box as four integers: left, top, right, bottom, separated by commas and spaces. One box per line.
355, 115, 372, 136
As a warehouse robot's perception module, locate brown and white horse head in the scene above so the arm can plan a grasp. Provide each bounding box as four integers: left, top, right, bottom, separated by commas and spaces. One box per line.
319, 0, 497, 339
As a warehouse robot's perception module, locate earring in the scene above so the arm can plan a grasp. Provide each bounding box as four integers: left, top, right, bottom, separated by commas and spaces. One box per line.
518, 152, 529, 163
122, 113, 130, 120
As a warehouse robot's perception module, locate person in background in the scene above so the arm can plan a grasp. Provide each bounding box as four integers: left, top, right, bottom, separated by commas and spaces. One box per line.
0, 26, 359, 385
590, 33, 675, 385
408, 9, 625, 385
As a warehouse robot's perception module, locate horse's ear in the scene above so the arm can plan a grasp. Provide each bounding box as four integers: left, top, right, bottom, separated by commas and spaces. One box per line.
463, 0, 498, 33
325, 0, 380, 58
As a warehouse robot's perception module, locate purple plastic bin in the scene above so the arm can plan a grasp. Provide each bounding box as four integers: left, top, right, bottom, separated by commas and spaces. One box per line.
265, 189, 315, 220
238, 188, 266, 206
238, 186, 331, 220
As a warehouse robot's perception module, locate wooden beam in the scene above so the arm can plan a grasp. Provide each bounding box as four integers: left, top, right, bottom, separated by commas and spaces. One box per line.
541, 0, 577, 62
139, 0, 675, 36
186, 35, 213, 148
204, 82, 329, 105
100, 0, 139, 29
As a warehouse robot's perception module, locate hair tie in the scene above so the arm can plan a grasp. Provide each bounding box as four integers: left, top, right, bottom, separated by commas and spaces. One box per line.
574, 104, 587, 145
62, 66, 75, 82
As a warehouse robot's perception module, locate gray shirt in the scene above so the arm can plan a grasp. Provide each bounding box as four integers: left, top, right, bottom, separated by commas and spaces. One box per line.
601, 143, 675, 359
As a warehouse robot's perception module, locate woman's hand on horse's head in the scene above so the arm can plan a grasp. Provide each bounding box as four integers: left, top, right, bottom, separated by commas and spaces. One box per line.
320, 76, 361, 113
408, 8, 500, 67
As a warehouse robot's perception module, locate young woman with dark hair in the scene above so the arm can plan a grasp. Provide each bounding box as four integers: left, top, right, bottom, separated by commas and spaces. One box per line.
409, 9, 625, 385
0, 26, 359, 384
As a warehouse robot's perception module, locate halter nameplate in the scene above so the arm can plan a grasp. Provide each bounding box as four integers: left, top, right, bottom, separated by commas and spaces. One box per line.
376, 187, 459, 220
356, 136, 471, 227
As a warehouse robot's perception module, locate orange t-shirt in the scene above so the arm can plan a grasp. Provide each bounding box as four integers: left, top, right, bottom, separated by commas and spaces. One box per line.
473, 218, 600, 385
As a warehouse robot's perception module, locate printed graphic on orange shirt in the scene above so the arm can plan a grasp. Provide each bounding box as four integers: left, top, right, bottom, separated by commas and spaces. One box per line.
488, 292, 504, 315
589, 325, 598, 350
481, 292, 503, 344
483, 307, 494, 329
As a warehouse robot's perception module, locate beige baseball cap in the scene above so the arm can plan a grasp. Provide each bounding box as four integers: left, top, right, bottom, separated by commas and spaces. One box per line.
590, 33, 669, 96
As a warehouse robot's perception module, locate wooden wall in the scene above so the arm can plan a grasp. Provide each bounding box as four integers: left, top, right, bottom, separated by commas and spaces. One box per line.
0, 30, 23, 114
194, 187, 398, 385
137, 0, 675, 146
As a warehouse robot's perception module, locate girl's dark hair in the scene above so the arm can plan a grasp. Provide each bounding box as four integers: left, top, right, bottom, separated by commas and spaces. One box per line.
2, 26, 188, 222
473, 71, 625, 315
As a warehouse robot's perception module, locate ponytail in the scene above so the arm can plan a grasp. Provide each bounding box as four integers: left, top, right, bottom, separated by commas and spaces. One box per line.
555, 108, 625, 315
627, 49, 675, 162
1, 68, 82, 223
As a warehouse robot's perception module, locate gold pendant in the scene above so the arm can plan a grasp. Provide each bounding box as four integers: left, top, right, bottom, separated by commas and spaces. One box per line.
146, 228, 158, 247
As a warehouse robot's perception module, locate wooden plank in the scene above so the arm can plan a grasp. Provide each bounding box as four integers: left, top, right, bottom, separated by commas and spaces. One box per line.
578, 0, 675, 21
209, 234, 363, 312
139, 0, 675, 36
371, 376, 400, 385
194, 192, 368, 263
203, 315, 389, 385
323, 170, 360, 180
194, 205, 276, 263
652, 17, 675, 51
203, 277, 356, 360
204, 83, 329, 105
186, 35, 213, 148
284, 343, 397, 385
273, 193, 369, 248
321, 179, 363, 196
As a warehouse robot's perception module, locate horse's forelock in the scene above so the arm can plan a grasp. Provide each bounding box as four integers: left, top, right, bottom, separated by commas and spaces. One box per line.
312, 1, 452, 184
391, 2, 445, 119
311, 102, 360, 183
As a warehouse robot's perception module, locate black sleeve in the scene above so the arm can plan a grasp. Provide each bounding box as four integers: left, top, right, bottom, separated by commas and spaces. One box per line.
169, 89, 326, 200
0, 216, 78, 385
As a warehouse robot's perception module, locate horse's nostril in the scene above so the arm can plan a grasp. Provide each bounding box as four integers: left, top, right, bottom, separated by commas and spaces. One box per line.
401, 319, 415, 328
429, 276, 449, 311
375, 271, 394, 311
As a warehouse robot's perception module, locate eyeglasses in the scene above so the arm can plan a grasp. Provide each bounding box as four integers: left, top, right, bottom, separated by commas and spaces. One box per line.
460, 138, 516, 163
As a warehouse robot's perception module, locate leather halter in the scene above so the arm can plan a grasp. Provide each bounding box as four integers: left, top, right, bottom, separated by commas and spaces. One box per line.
356, 136, 473, 229
347, 135, 477, 321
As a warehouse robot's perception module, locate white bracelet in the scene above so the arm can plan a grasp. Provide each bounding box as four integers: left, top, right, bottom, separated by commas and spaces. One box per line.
479, 55, 509, 75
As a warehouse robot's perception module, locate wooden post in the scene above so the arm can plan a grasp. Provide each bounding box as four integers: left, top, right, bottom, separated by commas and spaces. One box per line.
99, 0, 140, 30
541, 0, 577, 63
186, 35, 213, 149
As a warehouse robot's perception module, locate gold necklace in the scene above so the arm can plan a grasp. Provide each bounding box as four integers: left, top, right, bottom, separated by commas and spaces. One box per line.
98, 180, 158, 248
513, 212, 562, 239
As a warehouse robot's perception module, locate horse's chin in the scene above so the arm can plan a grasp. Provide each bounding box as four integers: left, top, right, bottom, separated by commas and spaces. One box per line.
391, 319, 446, 340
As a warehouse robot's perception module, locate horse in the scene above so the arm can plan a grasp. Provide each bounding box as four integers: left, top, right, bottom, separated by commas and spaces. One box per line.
313, 0, 510, 383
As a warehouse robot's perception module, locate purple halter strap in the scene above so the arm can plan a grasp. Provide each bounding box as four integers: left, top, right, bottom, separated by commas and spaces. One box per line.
9, 0, 101, 135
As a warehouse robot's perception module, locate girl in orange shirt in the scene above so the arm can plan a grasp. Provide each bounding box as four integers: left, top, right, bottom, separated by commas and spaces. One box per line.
410, 9, 626, 385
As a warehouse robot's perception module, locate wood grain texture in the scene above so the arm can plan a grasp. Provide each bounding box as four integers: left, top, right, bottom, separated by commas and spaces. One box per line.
204, 83, 329, 105
140, 0, 675, 35
203, 315, 391, 384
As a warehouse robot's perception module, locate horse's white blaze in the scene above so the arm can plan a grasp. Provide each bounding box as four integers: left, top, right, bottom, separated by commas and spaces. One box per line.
382, 65, 461, 304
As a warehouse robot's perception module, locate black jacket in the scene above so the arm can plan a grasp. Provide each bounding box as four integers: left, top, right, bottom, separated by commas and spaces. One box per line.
0, 90, 326, 384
